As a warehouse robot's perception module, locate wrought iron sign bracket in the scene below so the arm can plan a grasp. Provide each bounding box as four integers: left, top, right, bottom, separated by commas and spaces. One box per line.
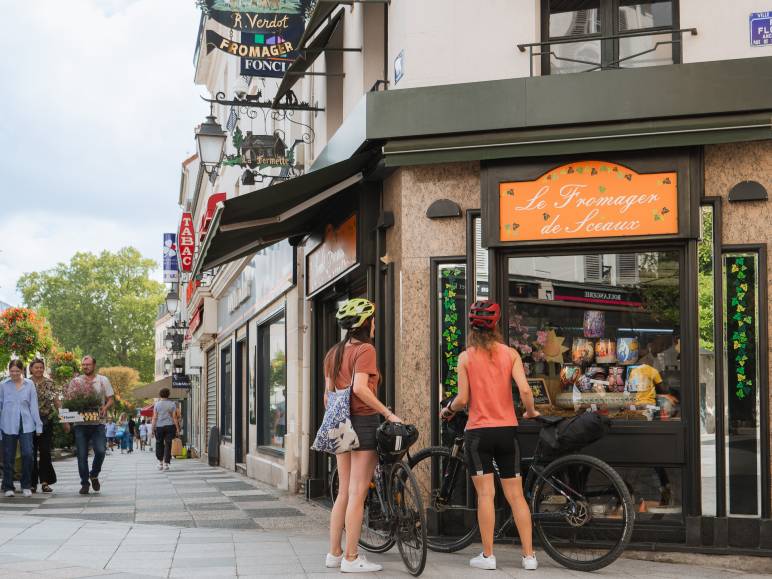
301, 47, 362, 54
201, 91, 325, 113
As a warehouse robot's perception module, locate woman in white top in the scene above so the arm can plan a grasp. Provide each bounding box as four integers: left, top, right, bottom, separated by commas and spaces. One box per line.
151, 388, 179, 470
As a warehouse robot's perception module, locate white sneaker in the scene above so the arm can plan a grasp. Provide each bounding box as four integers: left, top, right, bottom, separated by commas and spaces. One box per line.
158, 462, 164, 470
163, 463, 170, 471
340, 555, 383, 573
4, 490, 13, 498
522, 553, 538, 570
470, 552, 496, 570
22, 489, 31, 498
325, 553, 343, 568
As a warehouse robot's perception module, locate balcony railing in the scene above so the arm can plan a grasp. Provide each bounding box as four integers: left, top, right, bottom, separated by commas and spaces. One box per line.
517, 27, 698, 77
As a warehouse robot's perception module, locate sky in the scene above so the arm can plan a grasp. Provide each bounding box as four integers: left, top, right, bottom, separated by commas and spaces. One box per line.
0, 0, 208, 306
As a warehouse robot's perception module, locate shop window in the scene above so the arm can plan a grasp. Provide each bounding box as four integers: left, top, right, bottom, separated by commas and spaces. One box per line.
507, 250, 682, 422
616, 466, 682, 519
434, 262, 467, 446
220, 346, 232, 439
698, 204, 717, 516
258, 312, 287, 450
722, 250, 764, 516
543, 0, 677, 74
473, 217, 489, 301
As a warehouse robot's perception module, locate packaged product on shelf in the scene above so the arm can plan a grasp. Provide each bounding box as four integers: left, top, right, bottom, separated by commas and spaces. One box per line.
559, 365, 582, 390
607, 366, 626, 392
583, 310, 605, 338
571, 338, 595, 364
595, 338, 617, 363
617, 337, 639, 365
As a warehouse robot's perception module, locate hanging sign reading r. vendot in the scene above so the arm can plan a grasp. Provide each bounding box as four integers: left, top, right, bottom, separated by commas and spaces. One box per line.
204, 0, 310, 79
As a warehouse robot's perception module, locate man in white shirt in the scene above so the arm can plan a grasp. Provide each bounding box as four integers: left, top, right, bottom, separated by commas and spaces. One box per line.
66, 356, 114, 495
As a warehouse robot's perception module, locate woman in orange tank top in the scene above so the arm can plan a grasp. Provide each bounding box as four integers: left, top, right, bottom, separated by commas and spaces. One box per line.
440, 300, 540, 571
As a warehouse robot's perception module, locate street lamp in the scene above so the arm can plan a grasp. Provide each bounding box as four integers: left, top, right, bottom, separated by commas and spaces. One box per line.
163, 358, 172, 375
164, 331, 174, 351
165, 289, 180, 316
196, 110, 226, 174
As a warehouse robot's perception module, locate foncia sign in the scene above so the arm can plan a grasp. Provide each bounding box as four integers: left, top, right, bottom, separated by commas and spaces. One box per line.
498, 161, 678, 242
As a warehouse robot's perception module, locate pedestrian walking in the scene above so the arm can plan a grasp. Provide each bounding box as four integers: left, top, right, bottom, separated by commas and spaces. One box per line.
439, 301, 540, 571
29, 359, 59, 493
127, 416, 136, 453
66, 356, 114, 495
151, 388, 179, 471
116, 414, 129, 454
323, 299, 402, 573
105, 419, 116, 453
0, 360, 43, 498
138, 420, 147, 451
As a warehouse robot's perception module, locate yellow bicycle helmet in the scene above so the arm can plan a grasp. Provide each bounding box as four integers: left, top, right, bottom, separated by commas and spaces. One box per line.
336, 298, 375, 330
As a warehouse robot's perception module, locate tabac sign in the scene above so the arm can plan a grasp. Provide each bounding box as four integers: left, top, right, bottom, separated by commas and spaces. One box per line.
178, 213, 195, 273
498, 161, 678, 242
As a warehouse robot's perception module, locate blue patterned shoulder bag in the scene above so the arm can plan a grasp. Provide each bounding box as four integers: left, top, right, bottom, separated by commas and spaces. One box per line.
311, 359, 360, 455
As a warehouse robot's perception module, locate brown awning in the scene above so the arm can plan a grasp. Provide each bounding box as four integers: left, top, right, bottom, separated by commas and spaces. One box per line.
272, 8, 344, 108
193, 151, 378, 274
132, 376, 189, 400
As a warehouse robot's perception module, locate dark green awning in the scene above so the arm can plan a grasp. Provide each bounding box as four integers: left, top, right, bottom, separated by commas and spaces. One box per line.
193, 152, 378, 274
273, 8, 344, 108
383, 112, 772, 167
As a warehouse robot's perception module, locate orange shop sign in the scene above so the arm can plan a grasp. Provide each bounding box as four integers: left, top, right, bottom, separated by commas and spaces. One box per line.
307, 214, 357, 295
498, 161, 677, 242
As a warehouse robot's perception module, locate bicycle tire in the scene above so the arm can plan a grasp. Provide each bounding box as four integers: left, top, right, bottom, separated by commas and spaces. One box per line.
408, 446, 478, 553
530, 454, 634, 572
390, 461, 428, 576
329, 464, 395, 553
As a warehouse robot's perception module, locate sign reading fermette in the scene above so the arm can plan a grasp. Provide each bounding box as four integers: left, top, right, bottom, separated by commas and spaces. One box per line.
499, 161, 678, 242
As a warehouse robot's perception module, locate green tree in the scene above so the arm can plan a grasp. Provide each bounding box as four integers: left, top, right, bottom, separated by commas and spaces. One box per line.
17, 248, 164, 382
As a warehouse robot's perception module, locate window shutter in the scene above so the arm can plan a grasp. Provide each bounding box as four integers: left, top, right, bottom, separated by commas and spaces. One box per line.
206, 349, 217, 446
474, 218, 488, 281
616, 253, 639, 285
584, 254, 603, 282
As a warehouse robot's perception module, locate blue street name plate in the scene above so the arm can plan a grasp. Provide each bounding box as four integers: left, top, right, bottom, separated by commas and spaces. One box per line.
750, 12, 772, 47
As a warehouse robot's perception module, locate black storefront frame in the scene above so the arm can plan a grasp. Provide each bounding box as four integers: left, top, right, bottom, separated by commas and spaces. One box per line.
305, 182, 383, 500
481, 149, 704, 543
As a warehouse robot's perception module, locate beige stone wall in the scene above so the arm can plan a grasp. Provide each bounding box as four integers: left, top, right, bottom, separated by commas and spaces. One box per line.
704, 140, 772, 508
383, 162, 481, 449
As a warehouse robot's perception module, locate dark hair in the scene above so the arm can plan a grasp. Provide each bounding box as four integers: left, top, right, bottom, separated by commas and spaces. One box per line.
8, 359, 24, 372
82, 355, 96, 365
29, 358, 45, 370
323, 316, 374, 390
468, 325, 504, 355
159, 387, 171, 399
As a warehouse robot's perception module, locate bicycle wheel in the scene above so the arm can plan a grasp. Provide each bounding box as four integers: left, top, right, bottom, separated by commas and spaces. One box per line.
390, 460, 427, 576
408, 446, 478, 553
329, 464, 339, 504
330, 464, 395, 553
359, 482, 396, 553
530, 454, 634, 572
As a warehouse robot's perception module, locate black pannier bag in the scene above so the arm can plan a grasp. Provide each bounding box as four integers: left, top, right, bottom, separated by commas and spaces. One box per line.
536, 412, 611, 461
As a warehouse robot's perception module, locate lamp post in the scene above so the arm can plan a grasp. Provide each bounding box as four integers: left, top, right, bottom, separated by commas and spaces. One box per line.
163, 358, 172, 376
195, 109, 226, 175
165, 289, 180, 316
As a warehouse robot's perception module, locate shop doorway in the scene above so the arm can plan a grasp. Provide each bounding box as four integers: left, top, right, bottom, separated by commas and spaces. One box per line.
308, 282, 367, 501
234, 339, 248, 465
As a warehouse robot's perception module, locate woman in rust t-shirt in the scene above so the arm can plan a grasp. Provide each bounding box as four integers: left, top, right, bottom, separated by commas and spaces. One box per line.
323, 298, 402, 573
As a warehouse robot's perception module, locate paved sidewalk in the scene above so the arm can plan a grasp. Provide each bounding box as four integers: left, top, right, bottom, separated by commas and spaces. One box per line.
0, 448, 328, 531
0, 451, 767, 578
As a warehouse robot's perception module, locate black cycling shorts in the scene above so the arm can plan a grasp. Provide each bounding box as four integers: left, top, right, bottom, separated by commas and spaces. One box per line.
464, 426, 521, 479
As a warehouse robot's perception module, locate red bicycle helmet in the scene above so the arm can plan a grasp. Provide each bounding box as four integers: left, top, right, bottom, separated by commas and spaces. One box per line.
469, 300, 501, 330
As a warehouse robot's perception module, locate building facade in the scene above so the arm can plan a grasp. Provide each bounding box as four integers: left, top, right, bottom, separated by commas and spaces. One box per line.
180, 0, 772, 552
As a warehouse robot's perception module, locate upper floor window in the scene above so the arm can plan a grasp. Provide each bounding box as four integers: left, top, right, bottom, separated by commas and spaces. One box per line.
543, 0, 678, 74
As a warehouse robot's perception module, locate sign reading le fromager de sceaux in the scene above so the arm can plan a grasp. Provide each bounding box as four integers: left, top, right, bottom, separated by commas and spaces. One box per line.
499, 161, 678, 242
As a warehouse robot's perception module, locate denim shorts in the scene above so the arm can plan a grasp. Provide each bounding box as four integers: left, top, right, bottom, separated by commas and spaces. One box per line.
351, 414, 379, 451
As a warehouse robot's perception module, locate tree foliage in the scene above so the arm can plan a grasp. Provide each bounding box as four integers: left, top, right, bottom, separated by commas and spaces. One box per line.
17, 248, 164, 382
100, 366, 140, 401
0, 307, 54, 369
